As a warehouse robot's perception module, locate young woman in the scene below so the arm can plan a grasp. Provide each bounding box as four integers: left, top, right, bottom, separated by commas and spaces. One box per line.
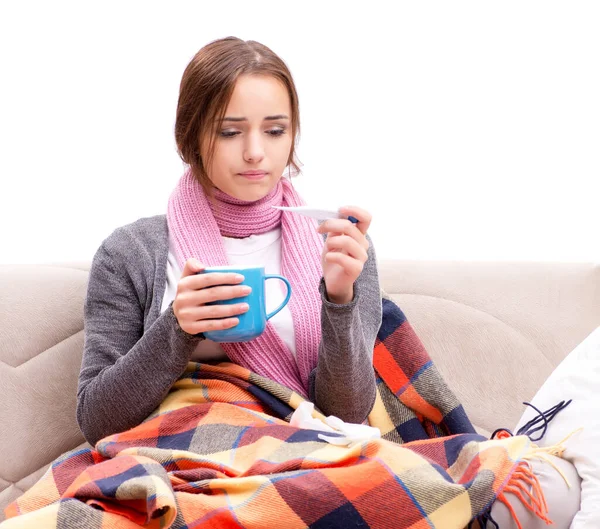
76, 36, 581, 528
77, 36, 381, 447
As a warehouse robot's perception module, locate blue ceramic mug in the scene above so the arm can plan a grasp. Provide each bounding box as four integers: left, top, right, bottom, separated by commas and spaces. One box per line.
197, 265, 292, 342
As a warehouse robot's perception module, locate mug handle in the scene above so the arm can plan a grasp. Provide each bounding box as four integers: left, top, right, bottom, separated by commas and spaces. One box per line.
264, 275, 292, 320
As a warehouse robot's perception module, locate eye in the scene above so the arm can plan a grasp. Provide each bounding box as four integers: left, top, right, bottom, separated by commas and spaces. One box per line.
267, 128, 286, 137
220, 130, 240, 138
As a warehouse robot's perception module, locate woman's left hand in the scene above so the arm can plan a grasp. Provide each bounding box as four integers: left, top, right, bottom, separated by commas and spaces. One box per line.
317, 206, 372, 305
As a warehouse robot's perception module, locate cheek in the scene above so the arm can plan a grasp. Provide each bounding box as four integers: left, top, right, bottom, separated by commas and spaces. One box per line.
208, 146, 232, 176
272, 137, 293, 163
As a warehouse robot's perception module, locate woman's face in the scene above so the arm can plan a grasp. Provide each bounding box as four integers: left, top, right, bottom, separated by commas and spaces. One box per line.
202, 74, 293, 202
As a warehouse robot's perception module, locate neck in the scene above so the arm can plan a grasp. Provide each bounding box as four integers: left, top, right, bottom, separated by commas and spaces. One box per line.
208, 181, 284, 238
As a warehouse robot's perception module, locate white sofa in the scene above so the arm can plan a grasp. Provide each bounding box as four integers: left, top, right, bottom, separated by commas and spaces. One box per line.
1, 260, 599, 520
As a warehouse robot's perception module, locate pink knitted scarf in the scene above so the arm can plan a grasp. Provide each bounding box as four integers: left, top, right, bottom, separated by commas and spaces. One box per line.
167, 169, 324, 396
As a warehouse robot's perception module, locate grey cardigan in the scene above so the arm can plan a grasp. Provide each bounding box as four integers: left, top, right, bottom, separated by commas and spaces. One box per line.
77, 215, 382, 445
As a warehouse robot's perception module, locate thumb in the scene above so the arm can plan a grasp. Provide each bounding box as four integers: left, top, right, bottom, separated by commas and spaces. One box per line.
181, 258, 205, 278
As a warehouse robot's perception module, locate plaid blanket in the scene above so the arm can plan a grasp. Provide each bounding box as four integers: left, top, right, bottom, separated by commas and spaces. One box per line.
3, 298, 552, 528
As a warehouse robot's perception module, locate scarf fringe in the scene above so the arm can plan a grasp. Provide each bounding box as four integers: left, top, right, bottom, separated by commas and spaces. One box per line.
475, 427, 581, 528
496, 459, 552, 529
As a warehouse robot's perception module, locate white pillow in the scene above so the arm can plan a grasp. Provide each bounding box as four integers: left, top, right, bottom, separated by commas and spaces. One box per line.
515, 326, 600, 529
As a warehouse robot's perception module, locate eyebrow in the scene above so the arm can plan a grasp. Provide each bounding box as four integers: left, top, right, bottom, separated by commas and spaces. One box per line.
220, 114, 289, 123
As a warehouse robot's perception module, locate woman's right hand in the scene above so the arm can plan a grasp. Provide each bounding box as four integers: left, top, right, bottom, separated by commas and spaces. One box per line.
173, 258, 251, 336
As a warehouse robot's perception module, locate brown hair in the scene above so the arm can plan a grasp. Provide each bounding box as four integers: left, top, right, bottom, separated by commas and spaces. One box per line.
175, 37, 301, 190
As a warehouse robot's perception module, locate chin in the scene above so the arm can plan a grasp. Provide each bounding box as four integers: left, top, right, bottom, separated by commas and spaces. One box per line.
236, 186, 272, 202
230, 178, 280, 202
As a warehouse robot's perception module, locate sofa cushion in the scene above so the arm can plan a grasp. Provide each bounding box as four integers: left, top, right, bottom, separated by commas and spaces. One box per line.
378, 260, 600, 435
515, 326, 600, 529
0, 264, 92, 521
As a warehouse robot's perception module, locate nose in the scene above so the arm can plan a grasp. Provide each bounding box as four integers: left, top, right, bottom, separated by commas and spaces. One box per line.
243, 131, 265, 164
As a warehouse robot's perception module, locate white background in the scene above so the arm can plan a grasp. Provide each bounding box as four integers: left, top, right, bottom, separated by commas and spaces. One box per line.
1, 1, 598, 265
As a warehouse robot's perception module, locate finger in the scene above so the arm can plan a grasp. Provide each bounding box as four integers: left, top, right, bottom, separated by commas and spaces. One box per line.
318, 219, 366, 246
188, 317, 241, 335
181, 258, 205, 278
325, 235, 368, 261
338, 206, 372, 234
324, 252, 364, 277
180, 302, 250, 321
182, 271, 247, 292
200, 284, 252, 304
179, 284, 252, 305
327, 230, 369, 252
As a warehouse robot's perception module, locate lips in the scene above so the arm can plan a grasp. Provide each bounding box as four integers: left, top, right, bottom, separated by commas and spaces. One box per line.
238, 171, 268, 180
